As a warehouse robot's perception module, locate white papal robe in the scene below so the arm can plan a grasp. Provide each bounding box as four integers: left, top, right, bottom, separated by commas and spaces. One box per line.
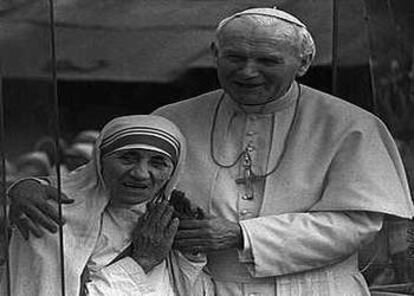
153, 82, 414, 295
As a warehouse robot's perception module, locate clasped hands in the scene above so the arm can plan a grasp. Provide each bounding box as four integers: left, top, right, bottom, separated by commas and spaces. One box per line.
6, 180, 243, 258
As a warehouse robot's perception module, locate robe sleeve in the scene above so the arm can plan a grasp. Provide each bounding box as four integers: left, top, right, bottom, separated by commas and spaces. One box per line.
239, 211, 383, 277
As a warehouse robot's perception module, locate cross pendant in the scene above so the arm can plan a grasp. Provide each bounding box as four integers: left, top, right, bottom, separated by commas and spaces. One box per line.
235, 149, 256, 199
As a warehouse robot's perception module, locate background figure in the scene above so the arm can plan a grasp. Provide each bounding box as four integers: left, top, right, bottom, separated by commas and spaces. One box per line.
63, 142, 94, 171
34, 136, 68, 173
62, 129, 98, 171
358, 57, 414, 292
72, 129, 99, 145
14, 151, 51, 178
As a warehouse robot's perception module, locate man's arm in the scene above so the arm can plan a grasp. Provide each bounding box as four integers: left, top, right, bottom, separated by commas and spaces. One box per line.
238, 211, 382, 277
174, 211, 382, 277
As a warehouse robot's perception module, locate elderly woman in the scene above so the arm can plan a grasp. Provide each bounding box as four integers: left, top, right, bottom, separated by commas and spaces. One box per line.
0, 115, 213, 296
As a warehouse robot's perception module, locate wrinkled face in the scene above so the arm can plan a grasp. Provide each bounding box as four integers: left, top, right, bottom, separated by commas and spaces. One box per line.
214, 20, 308, 105
101, 149, 174, 206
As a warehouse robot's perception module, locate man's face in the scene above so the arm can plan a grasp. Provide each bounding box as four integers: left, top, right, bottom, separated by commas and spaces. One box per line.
214, 20, 308, 105
101, 149, 174, 206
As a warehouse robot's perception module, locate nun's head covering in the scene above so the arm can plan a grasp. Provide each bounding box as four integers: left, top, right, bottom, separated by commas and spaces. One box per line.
99, 118, 181, 167
68, 115, 185, 204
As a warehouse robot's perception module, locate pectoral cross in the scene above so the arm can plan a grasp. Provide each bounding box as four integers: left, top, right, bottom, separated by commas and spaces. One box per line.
235, 148, 260, 199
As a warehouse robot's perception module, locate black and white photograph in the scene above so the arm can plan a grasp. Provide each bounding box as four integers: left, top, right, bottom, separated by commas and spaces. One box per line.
0, 1, 413, 295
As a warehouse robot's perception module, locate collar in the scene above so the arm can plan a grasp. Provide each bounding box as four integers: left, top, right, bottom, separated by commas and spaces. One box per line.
223, 82, 299, 115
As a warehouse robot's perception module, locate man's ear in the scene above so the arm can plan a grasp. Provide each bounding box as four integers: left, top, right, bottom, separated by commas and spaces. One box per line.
296, 53, 313, 77
211, 42, 219, 63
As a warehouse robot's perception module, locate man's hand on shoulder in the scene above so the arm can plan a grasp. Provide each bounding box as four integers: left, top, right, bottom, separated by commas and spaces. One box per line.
8, 179, 73, 239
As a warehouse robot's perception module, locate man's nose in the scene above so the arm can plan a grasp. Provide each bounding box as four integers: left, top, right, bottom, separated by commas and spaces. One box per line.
239, 59, 259, 77
129, 162, 150, 179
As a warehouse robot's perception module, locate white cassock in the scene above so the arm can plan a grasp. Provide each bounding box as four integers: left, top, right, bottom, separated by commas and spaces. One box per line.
154, 82, 414, 295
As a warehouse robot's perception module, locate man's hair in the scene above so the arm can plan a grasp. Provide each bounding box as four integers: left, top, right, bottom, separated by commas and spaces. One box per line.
215, 13, 316, 62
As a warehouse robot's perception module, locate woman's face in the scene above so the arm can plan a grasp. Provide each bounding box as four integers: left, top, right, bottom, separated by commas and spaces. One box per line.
101, 148, 174, 206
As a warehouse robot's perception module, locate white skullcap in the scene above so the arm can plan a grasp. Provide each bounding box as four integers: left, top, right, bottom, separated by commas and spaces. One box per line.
220, 7, 306, 29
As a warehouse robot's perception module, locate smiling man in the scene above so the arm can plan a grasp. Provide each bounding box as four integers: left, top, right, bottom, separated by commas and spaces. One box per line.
6, 7, 414, 296
152, 7, 414, 295
212, 12, 311, 105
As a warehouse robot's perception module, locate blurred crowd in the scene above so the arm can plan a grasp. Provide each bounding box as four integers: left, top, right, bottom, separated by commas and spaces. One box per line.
0, 129, 99, 186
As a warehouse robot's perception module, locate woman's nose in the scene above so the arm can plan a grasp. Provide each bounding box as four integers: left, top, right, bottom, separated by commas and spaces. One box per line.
129, 162, 150, 179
